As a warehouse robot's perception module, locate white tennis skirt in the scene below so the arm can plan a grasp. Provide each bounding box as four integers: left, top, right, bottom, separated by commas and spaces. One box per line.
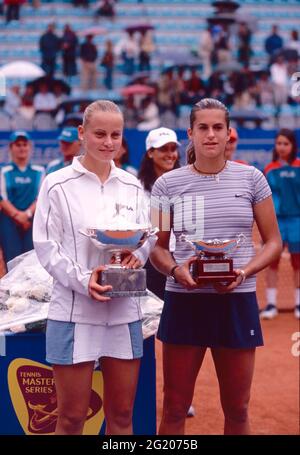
46, 319, 143, 365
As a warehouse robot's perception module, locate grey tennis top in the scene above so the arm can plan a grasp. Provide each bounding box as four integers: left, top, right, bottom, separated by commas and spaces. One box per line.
151, 161, 272, 293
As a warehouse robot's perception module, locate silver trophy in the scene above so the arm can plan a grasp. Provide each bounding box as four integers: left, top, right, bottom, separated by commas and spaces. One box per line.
79, 211, 155, 297
180, 233, 246, 284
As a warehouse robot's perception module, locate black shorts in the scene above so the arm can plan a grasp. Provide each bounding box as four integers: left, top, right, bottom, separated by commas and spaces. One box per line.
157, 291, 263, 349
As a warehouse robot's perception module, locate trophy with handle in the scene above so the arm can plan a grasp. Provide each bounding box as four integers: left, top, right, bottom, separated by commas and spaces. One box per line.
180, 233, 246, 285
79, 214, 155, 297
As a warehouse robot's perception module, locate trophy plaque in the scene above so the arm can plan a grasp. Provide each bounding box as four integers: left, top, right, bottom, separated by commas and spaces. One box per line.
180, 234, 245, 285
79, 220, 154, 297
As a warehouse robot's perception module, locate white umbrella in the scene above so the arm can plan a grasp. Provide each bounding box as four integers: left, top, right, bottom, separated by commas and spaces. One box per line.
0, 61, 45, 79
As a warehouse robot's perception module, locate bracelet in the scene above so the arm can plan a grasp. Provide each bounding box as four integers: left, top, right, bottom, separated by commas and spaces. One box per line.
26, 209, 33, 220
169, 265, 179, 283
239, 269, 246, 283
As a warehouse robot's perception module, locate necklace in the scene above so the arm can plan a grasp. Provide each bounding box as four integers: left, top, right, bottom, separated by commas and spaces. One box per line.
192, 161, 227, 176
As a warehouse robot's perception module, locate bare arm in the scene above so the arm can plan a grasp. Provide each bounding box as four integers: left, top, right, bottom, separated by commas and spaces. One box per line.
0, 199, 19, 218
246, 195, 282, 276
0, 199, 31, 230
214, 196, 282, 293
149, 208, 198, 290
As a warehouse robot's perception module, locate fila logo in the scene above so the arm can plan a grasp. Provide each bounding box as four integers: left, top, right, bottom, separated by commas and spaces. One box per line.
250, 330, 255, 336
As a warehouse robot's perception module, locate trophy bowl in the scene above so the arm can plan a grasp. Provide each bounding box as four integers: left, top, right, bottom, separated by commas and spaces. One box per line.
79, 224, 152, 297
86, 228, 146, 249
180, 234, 245, 285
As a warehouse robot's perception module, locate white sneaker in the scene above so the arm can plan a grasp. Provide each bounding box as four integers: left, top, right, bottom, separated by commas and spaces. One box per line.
260, 304, 278, 320
187, 405, 195, 417
294, 305, 300, 319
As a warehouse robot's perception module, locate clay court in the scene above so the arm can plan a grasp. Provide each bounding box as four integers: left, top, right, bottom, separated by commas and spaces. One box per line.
156, 228, 300, 435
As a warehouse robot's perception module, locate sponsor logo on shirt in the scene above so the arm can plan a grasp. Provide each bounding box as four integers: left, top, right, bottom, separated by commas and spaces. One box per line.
15, 177, 32, 184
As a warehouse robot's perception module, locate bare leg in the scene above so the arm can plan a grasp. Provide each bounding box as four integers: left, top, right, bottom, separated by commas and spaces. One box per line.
266, 265, 279, 288
212, 348, 256, 435
291, 253, 300, 288
53, 361, 95, 435
159, 343, 207, 435
266, 254, 281, 288
101, 357, 140, 435
0, 247, 6, 278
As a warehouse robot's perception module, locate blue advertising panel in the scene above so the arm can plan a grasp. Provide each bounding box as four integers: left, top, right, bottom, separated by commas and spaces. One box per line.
0, 332, 156, 435
1, 129, 300, 172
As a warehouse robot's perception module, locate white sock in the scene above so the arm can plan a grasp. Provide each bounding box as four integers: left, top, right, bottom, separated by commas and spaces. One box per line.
266, 288, 277, 306
295, 289, 300, 308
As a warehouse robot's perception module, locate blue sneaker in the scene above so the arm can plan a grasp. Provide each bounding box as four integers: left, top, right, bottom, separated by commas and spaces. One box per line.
260, 304, 278, 320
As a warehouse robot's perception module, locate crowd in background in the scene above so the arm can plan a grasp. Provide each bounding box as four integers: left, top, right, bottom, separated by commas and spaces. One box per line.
1, 0, 300, 130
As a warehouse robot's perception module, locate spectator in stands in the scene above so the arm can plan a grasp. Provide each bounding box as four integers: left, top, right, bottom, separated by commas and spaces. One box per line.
53, 82, 68, 107
261, 128, 300, 320
173, 67, 186, 105
13, 85, 35, 129
113, 136, 137, 176
101, 39, 114, 90
3, 85, 21, 118
72, 0, 89, 7
115, 31, 139, 76
46, 127, 81, 175
232, 69, 256, 110
122, 95, 138, 129
264, 25, 284, 63
139, 30, 155, 72
61, 24, 78, 79
79, 34, 98, 91
270, 55, 289, 107
39, 23, 61, 78
19, 85, 35, 118
0, 131, 44, 264
198, 26, 214, 80
183, 68, 206, 105
33, 82, 57, 113
157, 69, 177, 127
287, 30, 300, 56
256, 71, 274, 106
150, 98, 282, 435
4, 0, 23, 24
207, 71, 224, 101
95, 0, 115, 20
237, 22, 252, 69
214, 24, 231, 65
285, 29, 300, 64
137, 96, 160, 131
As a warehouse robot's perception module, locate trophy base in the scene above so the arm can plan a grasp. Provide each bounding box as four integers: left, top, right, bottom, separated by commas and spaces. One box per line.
98, 268, 147, 297
192, 260, 236, 284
